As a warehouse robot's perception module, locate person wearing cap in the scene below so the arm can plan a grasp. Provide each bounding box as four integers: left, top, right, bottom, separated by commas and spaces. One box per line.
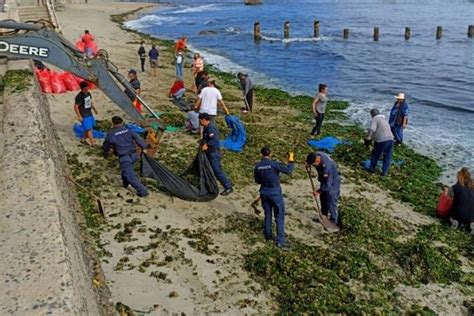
102, 116, 150, 197
306, 152, 341, 225
199, 112, 233, 196
389, 92, 409, 145
195, 79, 230, 126
366, 109, 394, 176
238, 72, 254, 113
254, 146, 295, 249
125, 69, 142, 113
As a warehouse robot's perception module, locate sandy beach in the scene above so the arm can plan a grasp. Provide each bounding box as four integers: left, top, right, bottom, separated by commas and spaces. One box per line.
42, 0, 473, 314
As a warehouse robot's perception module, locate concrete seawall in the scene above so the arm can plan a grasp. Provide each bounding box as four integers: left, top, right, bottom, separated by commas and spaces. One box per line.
0, 61, 109, 314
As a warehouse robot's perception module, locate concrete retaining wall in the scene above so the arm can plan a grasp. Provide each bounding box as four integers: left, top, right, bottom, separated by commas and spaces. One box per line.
0, 60, 109, 315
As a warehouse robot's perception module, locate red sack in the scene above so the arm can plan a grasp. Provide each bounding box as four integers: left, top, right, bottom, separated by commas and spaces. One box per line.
36, 69, 52, 94
75, 39, 85, 53
132, 98, 142, 113
73, 75, 85, 84
61, 72, 80, 91
50, 71, 67, 94
72, 75, 96, 90
437, 192, 453, 217
87, 81, 97, 90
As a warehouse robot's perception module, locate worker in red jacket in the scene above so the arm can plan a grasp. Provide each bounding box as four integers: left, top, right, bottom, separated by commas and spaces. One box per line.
81, 30, 95, 58
169, 77, 191, 111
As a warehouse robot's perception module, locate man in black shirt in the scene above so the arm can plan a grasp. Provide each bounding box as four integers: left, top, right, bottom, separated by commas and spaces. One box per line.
137, 41, 146, 72
125, 69, 142, 113
74, 81, 98, 145
196, 70, 209, 94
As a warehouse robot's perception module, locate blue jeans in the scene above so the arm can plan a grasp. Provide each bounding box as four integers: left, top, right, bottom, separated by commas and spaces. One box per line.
370, 140, 394, 176
391, 126, 404, 144
320, 189, 339, 224
119, 152, 148, 196
207, 151, 232, 190
85, 47, 94, 58
174, 88, 186, 99
175, 63, 184, 77
260, 189, 286, 245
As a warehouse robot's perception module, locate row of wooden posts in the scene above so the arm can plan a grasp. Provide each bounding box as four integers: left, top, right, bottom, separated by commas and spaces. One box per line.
253, 21, 474, 41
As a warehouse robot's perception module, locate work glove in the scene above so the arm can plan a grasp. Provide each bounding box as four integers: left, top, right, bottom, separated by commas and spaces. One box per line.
287, 151, 295, 162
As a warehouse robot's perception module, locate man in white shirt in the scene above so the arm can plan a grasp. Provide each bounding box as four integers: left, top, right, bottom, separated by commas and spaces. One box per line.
195, 79, 230, 126
366, 109, 394, 176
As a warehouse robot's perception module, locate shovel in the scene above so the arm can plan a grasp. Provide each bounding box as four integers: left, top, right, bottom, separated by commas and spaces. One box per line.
249, 195, 261, 215
66, 176, 105, 218
305, 166, 339, 233
239, 95, 250, 113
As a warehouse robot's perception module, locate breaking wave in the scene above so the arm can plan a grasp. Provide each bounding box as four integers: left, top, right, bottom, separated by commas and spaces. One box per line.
170, 4, 220, 14
224, 27, 241, 34
124, 15, 180, 29
187, 44, 283, 90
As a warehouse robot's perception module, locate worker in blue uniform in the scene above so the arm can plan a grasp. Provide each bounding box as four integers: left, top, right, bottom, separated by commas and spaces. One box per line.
306, 151, 340, 225
102, 116, 150, 197
254, 146, 295, 249
389, 92, 409, 145
199, 113, 233, 195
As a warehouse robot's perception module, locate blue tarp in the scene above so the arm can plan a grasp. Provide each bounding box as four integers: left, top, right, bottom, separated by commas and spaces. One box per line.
221, 115, 246, 152
73, 123, 106, 139
73, 123, 144, 139
362, 159, 406, 170
126, 123, 145, 134
307, 136, 343, 152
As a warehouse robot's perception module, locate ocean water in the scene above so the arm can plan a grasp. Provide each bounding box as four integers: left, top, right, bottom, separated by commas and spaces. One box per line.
125, 0, 474, 181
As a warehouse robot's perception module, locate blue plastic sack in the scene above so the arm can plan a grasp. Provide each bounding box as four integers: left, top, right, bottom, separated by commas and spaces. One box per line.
73, 123, 106, 139
221, 115, 246, 152
307, 136, 343, 152
126, 123, 145, 134
362, 159, 406, 170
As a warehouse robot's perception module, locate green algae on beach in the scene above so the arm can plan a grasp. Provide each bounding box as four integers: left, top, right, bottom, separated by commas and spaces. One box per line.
103, 9, 474, 314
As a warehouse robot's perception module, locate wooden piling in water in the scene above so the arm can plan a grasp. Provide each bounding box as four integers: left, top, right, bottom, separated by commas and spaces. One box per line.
252, 22, 474, 42
343, 28, 350, 39
314, 20, 320, 38
254, 22, 262, 41
284, 21, 290, 39
468, 25, 474, 38
404, 27, 411, 40
373, 27, 379, 41
436, 26, 443, 39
